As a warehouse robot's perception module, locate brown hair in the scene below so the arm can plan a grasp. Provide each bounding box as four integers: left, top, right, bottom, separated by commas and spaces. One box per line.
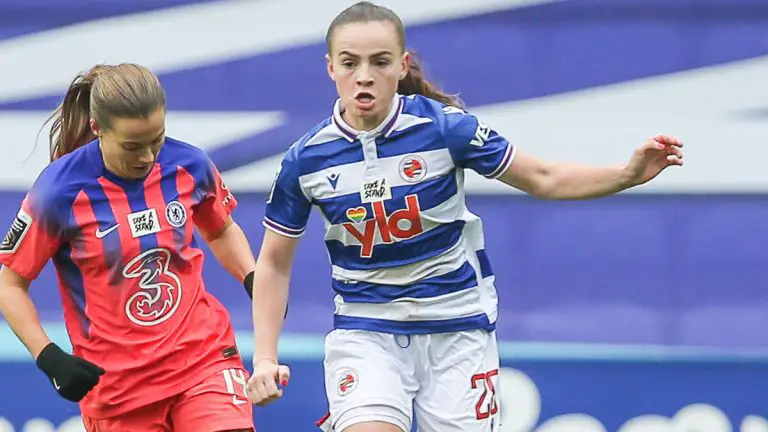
325, 1, 464, 108
45, 63, 166, 161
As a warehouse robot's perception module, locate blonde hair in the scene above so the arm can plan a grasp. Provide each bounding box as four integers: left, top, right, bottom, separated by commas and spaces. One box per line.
46, 63, 166, 161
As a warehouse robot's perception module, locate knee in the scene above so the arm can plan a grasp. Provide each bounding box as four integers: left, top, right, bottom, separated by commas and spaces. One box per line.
342, 421, 404, 432
336, 405, 409, 432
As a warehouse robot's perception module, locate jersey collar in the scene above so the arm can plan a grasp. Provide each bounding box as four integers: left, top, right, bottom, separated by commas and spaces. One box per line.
332, 93, 403, 142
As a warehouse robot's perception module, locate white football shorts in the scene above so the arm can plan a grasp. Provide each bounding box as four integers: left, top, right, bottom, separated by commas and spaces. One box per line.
317, 328, 501, 432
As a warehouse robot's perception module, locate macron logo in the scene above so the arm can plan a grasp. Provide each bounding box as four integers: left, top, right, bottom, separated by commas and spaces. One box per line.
96, 224, 120, 239
327, 173, 340, 190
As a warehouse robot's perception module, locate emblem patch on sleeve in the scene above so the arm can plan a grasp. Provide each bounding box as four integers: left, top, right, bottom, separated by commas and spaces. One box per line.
0, 209, 32, 254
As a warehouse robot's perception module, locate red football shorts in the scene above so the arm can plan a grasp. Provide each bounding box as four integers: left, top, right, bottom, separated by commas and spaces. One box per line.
82, 367, 254, 432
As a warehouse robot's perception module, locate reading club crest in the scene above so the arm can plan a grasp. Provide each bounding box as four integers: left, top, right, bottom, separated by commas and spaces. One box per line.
398, 155, 427, 183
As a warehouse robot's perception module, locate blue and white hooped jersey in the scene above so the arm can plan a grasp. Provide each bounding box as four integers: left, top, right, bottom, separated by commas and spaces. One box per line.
263, 93, 516, 335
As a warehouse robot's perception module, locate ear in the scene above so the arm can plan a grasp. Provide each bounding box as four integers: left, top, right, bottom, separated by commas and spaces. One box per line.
89, 118, 101, 137
325, 53, 335, 80
400, 51, 412, 80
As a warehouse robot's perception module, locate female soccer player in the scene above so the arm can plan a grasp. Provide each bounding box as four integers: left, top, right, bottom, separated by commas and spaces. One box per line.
0, 63, 257, 432
245, 2, 684, 431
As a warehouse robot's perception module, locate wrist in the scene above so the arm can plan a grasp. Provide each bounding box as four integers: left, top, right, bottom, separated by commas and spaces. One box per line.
35, 342, 66, 373
252, 356, 278, 367
617, 165, 638, 189
31, 340, 54, 361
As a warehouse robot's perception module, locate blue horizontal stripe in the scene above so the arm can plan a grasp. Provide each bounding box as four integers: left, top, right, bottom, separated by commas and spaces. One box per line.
334, 261, 478, 303
326, 220, 464, 270
476, 249, 494, 279
300, 140, 364, 176
377, 121, 445, 159
334, 313, 495, 335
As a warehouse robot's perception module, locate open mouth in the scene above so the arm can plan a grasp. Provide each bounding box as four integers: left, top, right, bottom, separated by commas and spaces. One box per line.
355, 92, 375, 104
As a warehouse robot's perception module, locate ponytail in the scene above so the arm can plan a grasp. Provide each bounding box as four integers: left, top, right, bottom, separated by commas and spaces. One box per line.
398, 49, 464, 109
46, 67, 106, 161
44, 64, 164, 162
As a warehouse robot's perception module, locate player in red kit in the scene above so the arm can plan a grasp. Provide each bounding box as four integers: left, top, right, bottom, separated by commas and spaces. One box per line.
0, 64, 257, 431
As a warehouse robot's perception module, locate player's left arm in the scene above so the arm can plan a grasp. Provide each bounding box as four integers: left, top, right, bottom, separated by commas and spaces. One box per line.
200, 216, 257, 291
192, 159, 257, 296
497, 133, 683, 199
445, 109, 683, 199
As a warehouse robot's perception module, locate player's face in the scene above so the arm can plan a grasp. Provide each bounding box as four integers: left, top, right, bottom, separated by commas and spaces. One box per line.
94, 107, 166, 179
326, 20, 410, 130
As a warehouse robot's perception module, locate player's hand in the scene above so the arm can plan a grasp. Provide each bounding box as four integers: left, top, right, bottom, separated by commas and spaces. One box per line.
624, 134, 684, 186
246, 358, 290, 407
35, 343, 105, 402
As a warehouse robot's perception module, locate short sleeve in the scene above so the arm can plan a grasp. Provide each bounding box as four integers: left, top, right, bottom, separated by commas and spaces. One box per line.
262, 144, 312, 238
0, 183, 67, 281
192, 157, 237, 236
444, 108, 516, 179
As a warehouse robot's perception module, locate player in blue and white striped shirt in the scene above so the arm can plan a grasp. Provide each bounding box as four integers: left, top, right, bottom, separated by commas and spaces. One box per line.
245, 2, 684, 431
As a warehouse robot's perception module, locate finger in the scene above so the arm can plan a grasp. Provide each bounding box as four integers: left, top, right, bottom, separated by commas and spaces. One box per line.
76, 363, 101, 382
254, 380, 273, 405
666, 155, 683, 166
653, 134, 682, 147
263, 374, 281, 398
278, 365, 291, 388
256, 389, 283, 407
257, 398, 277, 407
75, 369, 100, 389
83, 361, 106, 376
665, 145, 683, 158
262, 379, 283, 402
245, 380, 260, 402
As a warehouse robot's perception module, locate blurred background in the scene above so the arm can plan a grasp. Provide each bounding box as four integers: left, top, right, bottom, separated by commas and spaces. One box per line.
1, 0, 767, 431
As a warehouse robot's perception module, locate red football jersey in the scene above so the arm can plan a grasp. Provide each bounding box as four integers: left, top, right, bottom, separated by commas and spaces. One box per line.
0, 138, 245, 418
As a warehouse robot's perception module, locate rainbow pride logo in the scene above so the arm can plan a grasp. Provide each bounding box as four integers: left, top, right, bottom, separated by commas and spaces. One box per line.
346, 207, 367, 223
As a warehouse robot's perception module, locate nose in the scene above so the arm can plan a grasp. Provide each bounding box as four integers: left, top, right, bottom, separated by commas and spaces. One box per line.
137, 148, 154, 164
356, 64, 374, 86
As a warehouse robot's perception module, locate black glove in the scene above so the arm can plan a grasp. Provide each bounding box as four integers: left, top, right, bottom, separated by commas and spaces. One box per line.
36, 343, 105, 402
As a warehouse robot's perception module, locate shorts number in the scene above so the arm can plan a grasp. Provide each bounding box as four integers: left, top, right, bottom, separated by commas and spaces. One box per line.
471, 369, 499, 420
222, 368, 248, 405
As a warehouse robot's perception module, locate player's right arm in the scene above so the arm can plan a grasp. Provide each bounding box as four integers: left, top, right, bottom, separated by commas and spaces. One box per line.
0, 191, 63, 358
246, 143, 311, 407
0, 180, 104, 402
0, 266, 50, 358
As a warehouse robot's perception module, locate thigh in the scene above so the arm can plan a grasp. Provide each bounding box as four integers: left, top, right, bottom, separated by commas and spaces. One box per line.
170, 367, 255, 432
322, 330, 417, 432
414, 330, 501, 432
82, 398, 173, 432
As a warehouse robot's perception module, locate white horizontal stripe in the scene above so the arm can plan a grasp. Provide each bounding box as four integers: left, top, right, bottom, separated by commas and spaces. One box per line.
392, 113, 433, 132
304, 124, 346, 147
331, 239, 467, 285
299, 148, 455, 201
333, 286, 483, 322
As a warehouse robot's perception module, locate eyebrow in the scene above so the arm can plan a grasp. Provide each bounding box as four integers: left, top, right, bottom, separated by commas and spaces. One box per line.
338, 50, 394, 58
124, 128, 166, 145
